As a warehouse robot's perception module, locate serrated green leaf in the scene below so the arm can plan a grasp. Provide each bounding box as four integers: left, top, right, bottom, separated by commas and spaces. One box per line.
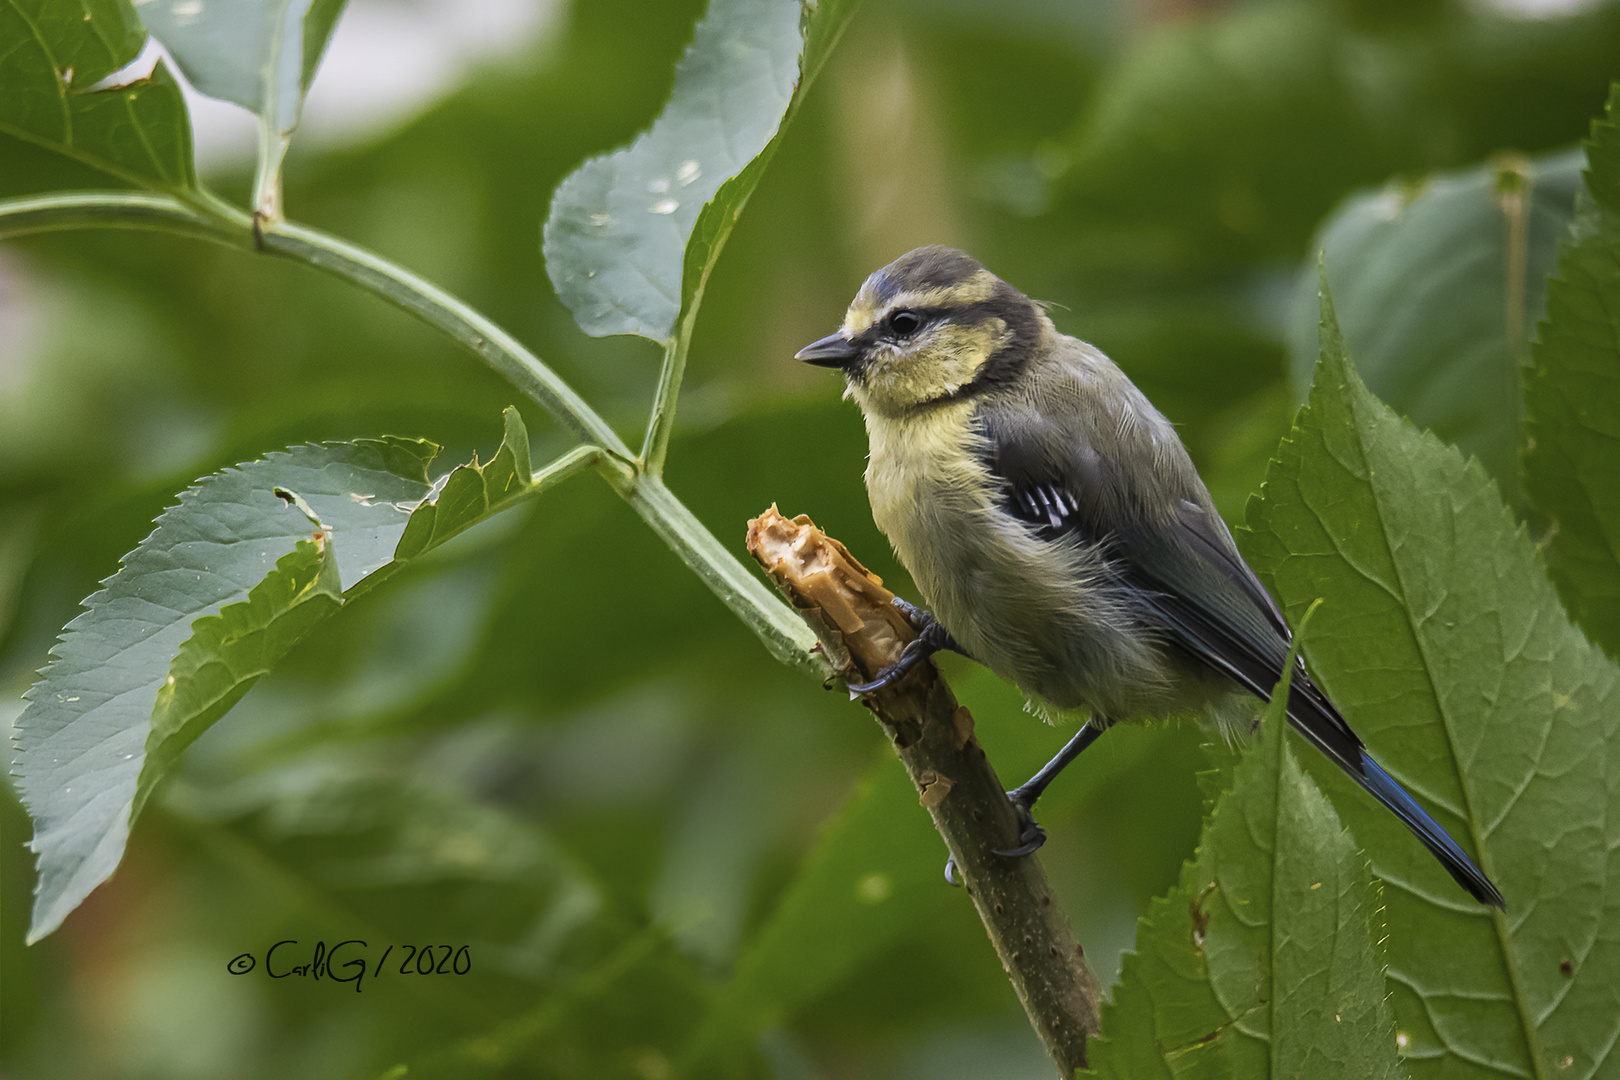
681, 757, 957, 1071
1240, 284, 1620, 1079
138, 0, 347, 137
14, 409, 570, 944
543, 0, 858, 343
1086, 630, 1403, 1080
134, 534, 344, 822
1524, 83, 1620, 658
0, 0, 196, 190
392, 406, 532, 562
13, 437, 436, 943
1289, 150, 1582, 500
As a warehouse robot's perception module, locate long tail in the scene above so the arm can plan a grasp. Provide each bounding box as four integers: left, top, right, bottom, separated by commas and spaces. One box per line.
1284, 678, 1506, 909
1352, 755, 1505, 909
1134, 577, 1505, 907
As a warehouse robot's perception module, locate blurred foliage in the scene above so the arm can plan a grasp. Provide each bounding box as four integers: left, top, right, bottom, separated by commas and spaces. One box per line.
1525, 86, 1620, 658
3, 0, 1619, 1077
1291, 149, 1582, 504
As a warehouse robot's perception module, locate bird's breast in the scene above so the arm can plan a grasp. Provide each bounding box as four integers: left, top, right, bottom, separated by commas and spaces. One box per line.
863, 402, 985, 523
860, 402, 1026, 661
858, 398, 1191, 718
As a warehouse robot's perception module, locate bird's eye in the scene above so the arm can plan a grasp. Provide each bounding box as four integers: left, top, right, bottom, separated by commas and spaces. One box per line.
887, 310, 923, 338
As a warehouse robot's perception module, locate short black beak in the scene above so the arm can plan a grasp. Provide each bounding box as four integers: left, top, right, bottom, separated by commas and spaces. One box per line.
795, 331, 859, 368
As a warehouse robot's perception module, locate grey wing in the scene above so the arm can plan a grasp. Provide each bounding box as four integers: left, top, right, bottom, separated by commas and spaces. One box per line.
974, 396, 1367, 772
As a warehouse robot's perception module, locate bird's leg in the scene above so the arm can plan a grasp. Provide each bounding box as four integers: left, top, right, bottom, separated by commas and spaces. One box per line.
845, 599, 967, 694
993, 721, 1107, 856
944, 720, 1108, 885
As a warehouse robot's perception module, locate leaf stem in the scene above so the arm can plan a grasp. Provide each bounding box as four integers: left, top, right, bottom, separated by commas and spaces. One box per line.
639, 247, 715, 476
252, 118, 290, 224
0, 190, 827, 677
611, 473, 826, 677
0, 191, 630, 456
640, 335, 686, 476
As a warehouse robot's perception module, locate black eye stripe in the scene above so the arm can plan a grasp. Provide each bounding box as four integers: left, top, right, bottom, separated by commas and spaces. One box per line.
850, 306, 958, 350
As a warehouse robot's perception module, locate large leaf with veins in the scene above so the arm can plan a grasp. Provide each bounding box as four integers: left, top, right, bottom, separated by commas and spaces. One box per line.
1525, 84, 1620, 660
1240, 285, 1620, 1079
1085, 635, 1405, 1080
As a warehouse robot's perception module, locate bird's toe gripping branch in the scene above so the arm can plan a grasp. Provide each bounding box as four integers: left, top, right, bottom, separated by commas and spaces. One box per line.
994, 798, 1049, 858
846, 603, 962, 694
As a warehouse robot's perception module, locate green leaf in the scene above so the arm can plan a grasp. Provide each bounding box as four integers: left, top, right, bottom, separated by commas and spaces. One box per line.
681, 758, 958, 1071
134, 534, 344, 823
1289, 149, 1582, 501
393, 406, 533, 561
14, 437, 436, 943
1524, 83, 1620, 657
543, 0, 858, 343
1240, 283, 1620, 1079
137, 0, 347, 137
15, 411, 542, 943
1085, 630, 1404, 1080
0, 0, 196, 191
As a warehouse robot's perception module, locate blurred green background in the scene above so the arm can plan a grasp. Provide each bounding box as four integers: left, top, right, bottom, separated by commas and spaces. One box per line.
2, 0, 1615, 1076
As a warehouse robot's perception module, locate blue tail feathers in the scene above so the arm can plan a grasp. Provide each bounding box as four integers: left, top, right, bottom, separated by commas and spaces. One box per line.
1354, 756, 1506, 910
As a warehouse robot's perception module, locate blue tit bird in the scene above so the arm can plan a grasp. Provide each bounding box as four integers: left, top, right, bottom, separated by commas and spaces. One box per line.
796, 245, 1504, 909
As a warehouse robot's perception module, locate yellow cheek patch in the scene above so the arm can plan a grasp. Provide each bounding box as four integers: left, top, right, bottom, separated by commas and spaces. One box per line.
857, 317, 1011, 415
925, 317, 1010, 393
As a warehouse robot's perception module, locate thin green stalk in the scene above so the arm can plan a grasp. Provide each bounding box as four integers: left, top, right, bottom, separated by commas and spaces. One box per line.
638, 184, 720, 477
253, 118, 291, 223
641, 335, 686, 475
0, 191, 630, 456
0, 190, 225, 245
639, 265, 710, 476
610, 472, 825, 677
0, 190, 827, 677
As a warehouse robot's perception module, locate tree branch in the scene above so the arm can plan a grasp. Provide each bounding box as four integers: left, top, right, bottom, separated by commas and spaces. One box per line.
746, 507, 1102, 1076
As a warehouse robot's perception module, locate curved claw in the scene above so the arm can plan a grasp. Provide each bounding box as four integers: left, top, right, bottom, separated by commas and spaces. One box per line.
991, 795, 1047, 858
846, 636, 931, 694
847, 601, 971, 696
944, 857, 962, 887
992, 822, 1047, 858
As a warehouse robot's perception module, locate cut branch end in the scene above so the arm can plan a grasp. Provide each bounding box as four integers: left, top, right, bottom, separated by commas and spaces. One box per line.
746, 504, 1102, 1076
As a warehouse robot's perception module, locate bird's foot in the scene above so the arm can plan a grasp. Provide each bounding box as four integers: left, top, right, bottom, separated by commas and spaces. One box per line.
992, 791, 1048, 857
846, 600, 960, 694
941, 789, 1049, 886
891, 595, 927, 628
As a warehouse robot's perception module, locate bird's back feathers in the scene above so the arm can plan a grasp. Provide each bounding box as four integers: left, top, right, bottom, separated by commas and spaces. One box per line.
971, 337, 1504, 908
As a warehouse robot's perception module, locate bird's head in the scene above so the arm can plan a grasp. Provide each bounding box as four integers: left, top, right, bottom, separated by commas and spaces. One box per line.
796, 246, 1047, 416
